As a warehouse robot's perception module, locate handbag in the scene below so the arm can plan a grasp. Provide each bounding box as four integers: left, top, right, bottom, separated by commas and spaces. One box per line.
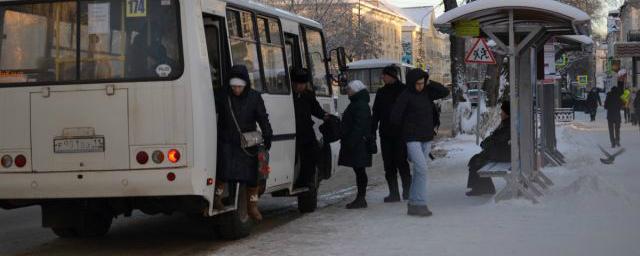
228, 97, 264, 155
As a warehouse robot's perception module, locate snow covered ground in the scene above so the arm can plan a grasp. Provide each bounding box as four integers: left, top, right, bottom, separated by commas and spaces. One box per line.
214, 109, 640, 256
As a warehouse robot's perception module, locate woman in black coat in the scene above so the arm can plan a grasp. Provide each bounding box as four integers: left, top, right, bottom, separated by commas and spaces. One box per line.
605, 87, 623, 148
339, 80, 373, 209
215, 65, 273, 222
466, 102, 511, 196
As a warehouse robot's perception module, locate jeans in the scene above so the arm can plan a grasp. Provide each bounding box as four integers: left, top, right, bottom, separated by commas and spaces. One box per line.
406, 141, 432, 206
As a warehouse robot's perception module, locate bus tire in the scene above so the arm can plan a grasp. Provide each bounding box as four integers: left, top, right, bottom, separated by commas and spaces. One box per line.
297, 171, 319, 213
51, 227, 79, 238
75, 211, 113, 237
216, 185, 252, 240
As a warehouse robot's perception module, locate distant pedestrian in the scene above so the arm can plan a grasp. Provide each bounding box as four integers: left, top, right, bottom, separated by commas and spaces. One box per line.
631, 88, 638, 126
586, 87, 601, 122
622, 87, 631, 123
371, 65, 411, 203
391, 68, 449, 217
339, 80, 373, 209
605, 86, 623, 148
466, 102, 511, 196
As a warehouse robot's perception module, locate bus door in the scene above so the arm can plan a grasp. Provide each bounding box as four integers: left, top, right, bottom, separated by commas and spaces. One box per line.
284, 33, 303, 72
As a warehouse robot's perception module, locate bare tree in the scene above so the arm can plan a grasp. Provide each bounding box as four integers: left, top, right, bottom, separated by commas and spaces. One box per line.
258, 0, 383, 60
443, 0, 466, 136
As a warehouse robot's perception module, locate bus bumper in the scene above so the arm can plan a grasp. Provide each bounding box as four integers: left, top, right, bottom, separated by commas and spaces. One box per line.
0, 169, 209, 200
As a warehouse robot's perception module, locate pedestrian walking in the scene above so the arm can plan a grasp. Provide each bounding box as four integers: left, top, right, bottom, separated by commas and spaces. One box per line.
466, 102, 511, 196
631, 88, 638, 126
391, 68, 449, 217
215, 65, 273, 222
586, 87, 601, 122
622, 87, 631, 123
605, 86, 623, 148
371, 65, 412, 203
292, 68, 329, 190
339, 80, 373, 209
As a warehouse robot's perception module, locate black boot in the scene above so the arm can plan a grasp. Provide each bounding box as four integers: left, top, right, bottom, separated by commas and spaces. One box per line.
346, 196, 367, 209
407, 204, 432, 217
384, 175, 401, 203
400, 175, 411, 201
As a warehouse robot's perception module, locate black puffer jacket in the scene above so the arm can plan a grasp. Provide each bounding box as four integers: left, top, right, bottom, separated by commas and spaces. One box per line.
216, 65, 273, 183
371, 80, 405, 137
390, 69, 450, 142
294, 90, 326, 144
338, 90, 372, 168
604, 87, 622, 123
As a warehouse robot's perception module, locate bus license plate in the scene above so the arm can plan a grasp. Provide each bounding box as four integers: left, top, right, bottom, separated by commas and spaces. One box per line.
54, 137, 105, 153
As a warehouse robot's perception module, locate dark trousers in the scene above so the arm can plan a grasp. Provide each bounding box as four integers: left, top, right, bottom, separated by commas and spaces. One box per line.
380, 136, 411, 191
624, 108, 630, 123
297, 140, 318, 188
353, 167, 368, 198
466, 153, 495, 192
589, 110, 597, 121
608, 120, 621, 146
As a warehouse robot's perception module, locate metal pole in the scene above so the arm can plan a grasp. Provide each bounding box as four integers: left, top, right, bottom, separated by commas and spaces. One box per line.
476, 91, 482, 145
508, 10, 520, 199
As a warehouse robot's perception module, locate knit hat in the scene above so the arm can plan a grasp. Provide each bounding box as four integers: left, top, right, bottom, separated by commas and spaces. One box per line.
382, 65, 399, 80
501, 101, 511, 116
292, 68, 311, 83
348, 80, 367, 93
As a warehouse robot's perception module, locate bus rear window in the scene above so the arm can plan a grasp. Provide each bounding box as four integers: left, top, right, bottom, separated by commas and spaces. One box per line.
0, 0, 183, 85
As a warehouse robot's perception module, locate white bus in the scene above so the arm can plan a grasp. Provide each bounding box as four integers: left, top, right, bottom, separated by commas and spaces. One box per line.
337, 59, 413, 114
0, 0, 341, 239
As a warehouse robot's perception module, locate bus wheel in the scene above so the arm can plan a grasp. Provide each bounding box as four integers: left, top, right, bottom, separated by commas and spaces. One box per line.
216, 185, 253, 240
75, 211, 113, 237
51, 227, 79, 238
297, 170, 319, 213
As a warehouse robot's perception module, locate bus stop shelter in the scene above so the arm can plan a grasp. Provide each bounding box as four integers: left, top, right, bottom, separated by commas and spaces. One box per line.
435, 0, 590, 203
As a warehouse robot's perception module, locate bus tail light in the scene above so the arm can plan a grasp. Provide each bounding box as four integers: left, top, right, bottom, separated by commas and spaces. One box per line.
1, 155, 12, 168
152, 150, 164, 164
136, 151, 149, 165
14, 155, 26, 168
168, 149, 180, 163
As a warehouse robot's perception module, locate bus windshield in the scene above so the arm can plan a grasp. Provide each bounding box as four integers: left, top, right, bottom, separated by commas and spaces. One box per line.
0, 0, 183, 85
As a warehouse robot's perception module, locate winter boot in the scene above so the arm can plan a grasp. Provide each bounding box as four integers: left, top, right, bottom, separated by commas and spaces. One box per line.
346, 196, 368, 209
213, 181, 225, 210
247, 187, 263, 222
384, 175, 401, 203
407, 204, 432, 217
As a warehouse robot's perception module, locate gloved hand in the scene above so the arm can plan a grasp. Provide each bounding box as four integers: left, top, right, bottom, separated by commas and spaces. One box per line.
264, 137, 272, 150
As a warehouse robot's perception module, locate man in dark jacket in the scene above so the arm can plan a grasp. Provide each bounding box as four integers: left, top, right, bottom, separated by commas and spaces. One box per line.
292, 68, 329, 190
466, 102, 511, 196
605, 86, 623, 148
371, 65, 411, 202
215, 65, 273, 222
586, 87, 601, 122
391, 68, 449, 217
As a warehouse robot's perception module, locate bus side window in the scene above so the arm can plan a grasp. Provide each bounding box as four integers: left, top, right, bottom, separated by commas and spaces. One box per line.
204, 22, 222, 90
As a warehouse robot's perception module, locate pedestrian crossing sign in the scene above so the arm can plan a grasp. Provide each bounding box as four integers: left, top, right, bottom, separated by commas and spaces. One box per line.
465, 38, 496, 64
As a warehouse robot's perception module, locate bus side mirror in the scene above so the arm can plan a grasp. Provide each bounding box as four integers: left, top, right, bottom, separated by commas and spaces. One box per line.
336, 47, 347, 72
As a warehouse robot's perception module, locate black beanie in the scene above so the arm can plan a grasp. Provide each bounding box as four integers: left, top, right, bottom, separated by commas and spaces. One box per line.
382, 65, 399, 80
292, 68, 311, 83
501, 101, 511, 116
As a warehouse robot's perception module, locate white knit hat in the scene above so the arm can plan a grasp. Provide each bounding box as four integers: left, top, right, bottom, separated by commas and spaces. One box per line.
229, 77, 247, 87
348, 80, 367, 93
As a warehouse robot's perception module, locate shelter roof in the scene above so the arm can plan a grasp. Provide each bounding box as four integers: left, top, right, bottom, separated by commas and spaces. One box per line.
347, 59, 414, 69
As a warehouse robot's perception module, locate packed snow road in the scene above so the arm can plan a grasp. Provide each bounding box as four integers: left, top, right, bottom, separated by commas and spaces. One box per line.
0, 152, 390, 256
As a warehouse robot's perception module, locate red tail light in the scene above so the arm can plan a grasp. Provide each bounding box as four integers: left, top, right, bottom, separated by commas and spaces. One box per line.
136, 151, 149, 165
1, 155, 12, 168
167, 172, 176, 181
14, 155, 26, 168
168, 149, 180, 163
152, 150, 164, 164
